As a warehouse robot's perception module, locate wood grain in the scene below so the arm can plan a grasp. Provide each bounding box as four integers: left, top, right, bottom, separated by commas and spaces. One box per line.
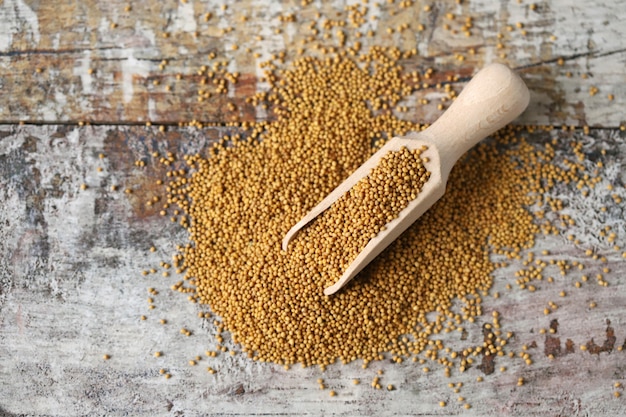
0, 0, 625, 126
1, 0, 626, 415
1, 124, 625, 416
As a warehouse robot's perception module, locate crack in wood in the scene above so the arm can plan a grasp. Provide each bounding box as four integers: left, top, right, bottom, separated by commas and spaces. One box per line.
0, 46, 119, 57
515, 47, 626, 70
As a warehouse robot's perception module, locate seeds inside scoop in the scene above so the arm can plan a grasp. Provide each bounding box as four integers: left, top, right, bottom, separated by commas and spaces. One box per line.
294, 146, 431, 287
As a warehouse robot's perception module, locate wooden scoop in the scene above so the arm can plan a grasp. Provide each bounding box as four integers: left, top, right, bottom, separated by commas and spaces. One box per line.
282, 63, 530, 295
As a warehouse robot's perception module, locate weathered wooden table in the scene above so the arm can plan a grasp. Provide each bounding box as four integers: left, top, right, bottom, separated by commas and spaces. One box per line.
1, 0, 625, 415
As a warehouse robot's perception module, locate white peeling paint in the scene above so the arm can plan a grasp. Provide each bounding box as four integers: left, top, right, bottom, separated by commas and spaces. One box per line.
73, 50, 93, 95
97, 17, 110, 36
171, 2, 197, 33
36, 68, 63, 120
284, 21, 297, 40
366, 0, 381, 33
100, 72, 115, 97
256, 2, 286, 62
228, 60, 237, 98
135, 20, 157, 47
148, 98, 156, 121
0, 0, 41, 51
54, 90, 67, 109
66, 127, 80, 146
51, 33, 60, 49
39, 101, 59, 121
252, 1, 287, 119
120, 50, 151, 104
0, 129, 25, 156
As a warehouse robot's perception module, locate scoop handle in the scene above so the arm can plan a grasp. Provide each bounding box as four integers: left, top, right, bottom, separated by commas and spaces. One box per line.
424, 63, 530, 176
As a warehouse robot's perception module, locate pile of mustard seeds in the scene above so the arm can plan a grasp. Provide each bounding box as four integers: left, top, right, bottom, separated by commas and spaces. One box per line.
161, 51, 585, 368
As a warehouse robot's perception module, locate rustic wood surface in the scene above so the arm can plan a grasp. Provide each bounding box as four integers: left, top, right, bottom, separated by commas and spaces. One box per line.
1, 124, 625, 416
0, 0, 625, 126
1, 0, 626, 416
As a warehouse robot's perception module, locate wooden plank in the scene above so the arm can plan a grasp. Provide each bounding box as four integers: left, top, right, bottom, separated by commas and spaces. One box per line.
0, 0, 625, 126
1, 124, 626, 415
